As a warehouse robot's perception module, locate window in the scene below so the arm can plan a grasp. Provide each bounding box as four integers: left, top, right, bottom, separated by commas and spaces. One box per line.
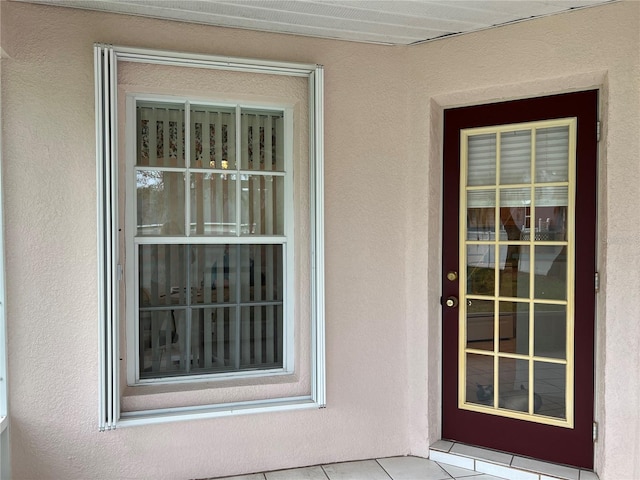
128, 100, 292, 383
95, 45, 325, 429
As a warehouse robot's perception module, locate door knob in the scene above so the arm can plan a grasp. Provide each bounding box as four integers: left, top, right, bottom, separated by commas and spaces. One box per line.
446, 271, 458, 282
445, 296, 459, 308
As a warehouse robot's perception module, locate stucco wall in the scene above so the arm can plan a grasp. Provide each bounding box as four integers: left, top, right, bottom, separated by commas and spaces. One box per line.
1, 1, 639, 479
1, 2, 412, 479
405, 1, 640, 478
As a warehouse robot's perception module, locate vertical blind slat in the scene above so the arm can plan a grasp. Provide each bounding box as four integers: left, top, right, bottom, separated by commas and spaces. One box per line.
241, 307, 250, 365
265, 116, 273, 171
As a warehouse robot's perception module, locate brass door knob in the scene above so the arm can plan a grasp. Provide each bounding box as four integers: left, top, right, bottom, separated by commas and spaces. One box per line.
445, 296, 459, 308
446, 271, 458, 282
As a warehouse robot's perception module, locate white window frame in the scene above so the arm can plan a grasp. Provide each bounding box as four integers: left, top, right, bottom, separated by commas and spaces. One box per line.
125, 96, 295, 385
95, 45, 325, 430
0, 45, 10, 478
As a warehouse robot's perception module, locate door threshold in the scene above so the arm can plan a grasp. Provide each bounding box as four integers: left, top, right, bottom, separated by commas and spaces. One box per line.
429, 440, 598, 480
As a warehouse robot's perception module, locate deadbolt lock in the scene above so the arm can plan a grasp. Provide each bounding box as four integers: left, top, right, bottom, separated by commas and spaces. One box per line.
446, 271, 458, 282
445, 296, 459, 308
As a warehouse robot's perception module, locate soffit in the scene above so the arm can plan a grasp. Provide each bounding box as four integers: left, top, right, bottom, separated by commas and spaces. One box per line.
15, 0, 615, 45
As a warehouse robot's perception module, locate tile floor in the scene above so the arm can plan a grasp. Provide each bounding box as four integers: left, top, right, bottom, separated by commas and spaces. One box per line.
204, 441, 600, 480
206, 456, 505, 480
429, 440, 598, 480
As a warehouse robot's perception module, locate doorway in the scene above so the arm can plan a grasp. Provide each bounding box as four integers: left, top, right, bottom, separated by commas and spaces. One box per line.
441, 91, 597, 469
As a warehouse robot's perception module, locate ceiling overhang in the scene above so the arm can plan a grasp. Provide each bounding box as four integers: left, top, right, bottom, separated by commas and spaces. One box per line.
15, 0, 616, 45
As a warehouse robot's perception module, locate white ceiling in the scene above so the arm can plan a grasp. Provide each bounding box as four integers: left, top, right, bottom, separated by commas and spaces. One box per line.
19, 0, 614, 45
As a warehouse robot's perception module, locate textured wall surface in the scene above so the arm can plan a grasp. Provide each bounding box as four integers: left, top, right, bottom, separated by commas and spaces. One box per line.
1, 1, 639, 479
1, 3, 411, 479
405, 3, 640, 478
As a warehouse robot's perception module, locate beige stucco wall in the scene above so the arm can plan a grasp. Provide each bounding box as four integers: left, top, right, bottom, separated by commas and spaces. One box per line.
1, 1, 638, 479
405, 3, 640, 478
1, 3, 412, 479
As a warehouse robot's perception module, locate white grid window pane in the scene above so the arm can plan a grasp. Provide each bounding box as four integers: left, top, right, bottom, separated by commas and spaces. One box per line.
134, 100, 288, 382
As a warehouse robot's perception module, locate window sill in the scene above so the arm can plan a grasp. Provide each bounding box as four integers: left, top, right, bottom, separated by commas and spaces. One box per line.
118, 395, 322, 427
121, 371, 308, 413
132, 366, 292, 387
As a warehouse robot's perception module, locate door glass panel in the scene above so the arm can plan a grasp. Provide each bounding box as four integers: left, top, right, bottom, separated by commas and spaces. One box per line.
467, 134, 496, 186
467, 245, 495, 296
466, 300, 494, 351
467, 209, 495, 240
499, 301, 528, 355
466, 353, 494, 407
534, 246, 567, 300
500, 130, 531, 185
535, 187, 568, 242
535, 361, 566, 419
498, 357, 530, 413
460, 119, 574, 427
536, 125, 569, 183
534, 304, 567, 360
499, 245, 529, 298
500, 188, 530, 238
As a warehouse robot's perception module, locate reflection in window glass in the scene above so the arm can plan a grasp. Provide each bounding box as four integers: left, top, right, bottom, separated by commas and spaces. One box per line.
466, 300, 494, 351
536, 125, 569, 183
190, 105, 236, 169
498, 357, 530, 413
467, 205, 495, 240
534, 304, 566, 360
534, 361, 566, 419
137, 102, 185, 167
499, 301, 529, 355
467, 134, 496, 186
500, 130, 531, 185
134, 100, 289, 382
466, 353, 494, 407
137, 170, 185, 236
138, 244, 284, 378
534, 246, 567, 300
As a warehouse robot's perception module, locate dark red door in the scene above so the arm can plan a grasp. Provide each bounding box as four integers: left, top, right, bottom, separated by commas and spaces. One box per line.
442, 91, 597, 469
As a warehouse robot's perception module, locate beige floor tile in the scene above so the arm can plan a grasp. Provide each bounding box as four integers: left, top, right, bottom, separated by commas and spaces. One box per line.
377, 456, 451, 480
215, 474, 265, 480
436, 461, 483, 478
322, 460, 391, 480
265, 466, 328, 480
512, 456, 579, 480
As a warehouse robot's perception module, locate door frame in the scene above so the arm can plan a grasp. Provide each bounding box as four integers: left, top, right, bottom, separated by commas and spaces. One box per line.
440, 90, 598, 469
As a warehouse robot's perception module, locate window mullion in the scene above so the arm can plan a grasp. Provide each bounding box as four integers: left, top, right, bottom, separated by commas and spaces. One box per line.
234, 105, 242, 370
236, 105, 243, 237
185, 245, 192, 373
234, 245, 242, 370
185, 101, 192, 237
